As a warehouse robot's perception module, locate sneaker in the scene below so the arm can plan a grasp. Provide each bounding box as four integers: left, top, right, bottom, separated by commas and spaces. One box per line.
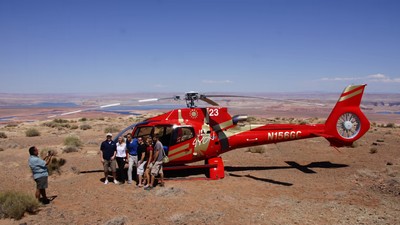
114, 180, 120, 185
127, 181, 132, 184
144, 186, 152, 191
104, 180, 109, 185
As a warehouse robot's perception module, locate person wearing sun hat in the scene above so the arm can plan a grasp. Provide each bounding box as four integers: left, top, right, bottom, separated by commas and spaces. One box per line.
100, 133, 119, 184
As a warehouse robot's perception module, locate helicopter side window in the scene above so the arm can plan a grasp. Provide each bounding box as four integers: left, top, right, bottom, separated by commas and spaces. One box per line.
134, 126, 153, 138
172, 127, 194, 145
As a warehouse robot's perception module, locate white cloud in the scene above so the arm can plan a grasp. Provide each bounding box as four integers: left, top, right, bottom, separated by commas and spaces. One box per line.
321, 77, 361, 81
366, 73, 400, 83
367, 73, 386, 79
321, 73, 400, 83
153, 84, 167, 88
202, 80, 233, 84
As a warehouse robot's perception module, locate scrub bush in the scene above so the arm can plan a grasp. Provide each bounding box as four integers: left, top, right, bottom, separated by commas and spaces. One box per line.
385, 123, 395, 128
80, 124, 92, 130
70, 124, 79, 129
48, 157, 66, 175
104, 126, 120, 134
0, 191, 40, 220
5, 123, 18, 128
370, 147, 378, 154
247, 146, 266, 154
42, 118, 71, 128
63, 146, 79, 153
0, 132, 7, 138
64, 135, 82, 148
25, 128, 40, 137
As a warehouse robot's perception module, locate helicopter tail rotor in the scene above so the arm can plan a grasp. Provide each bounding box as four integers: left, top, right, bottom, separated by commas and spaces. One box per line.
320, 84, 370, 147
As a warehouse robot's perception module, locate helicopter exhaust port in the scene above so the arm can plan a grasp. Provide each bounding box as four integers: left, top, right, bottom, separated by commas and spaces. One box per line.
232, 115, 248, 125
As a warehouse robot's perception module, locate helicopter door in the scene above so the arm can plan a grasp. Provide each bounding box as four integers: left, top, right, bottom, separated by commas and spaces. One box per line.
167, 126, 195, 162
171, 126, 195, 145
153, 125, 173, 147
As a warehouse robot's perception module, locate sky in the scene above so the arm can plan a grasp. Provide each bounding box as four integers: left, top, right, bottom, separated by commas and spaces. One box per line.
0, 0, 399, 94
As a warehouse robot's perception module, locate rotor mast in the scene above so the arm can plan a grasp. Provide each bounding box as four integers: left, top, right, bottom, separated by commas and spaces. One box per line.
185, 91, 199, 108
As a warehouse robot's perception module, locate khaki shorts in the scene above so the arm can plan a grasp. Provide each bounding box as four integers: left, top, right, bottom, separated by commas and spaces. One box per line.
151, 161, 163, 176
35, 176, 48, 189
103, 159, 116, 173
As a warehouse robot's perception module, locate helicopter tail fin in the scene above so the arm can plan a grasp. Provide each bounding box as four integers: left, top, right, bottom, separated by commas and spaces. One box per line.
322, 84, 370, 147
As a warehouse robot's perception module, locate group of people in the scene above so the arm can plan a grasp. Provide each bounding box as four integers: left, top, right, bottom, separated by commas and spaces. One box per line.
100, 132, 166, 190
27, 132, 166, 205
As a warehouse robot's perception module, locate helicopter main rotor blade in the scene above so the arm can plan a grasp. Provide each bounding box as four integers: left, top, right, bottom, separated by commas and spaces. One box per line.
204, 94, 325, 107
138, 96, 180, 103
205, 94, 263, 99
138, 98, 159, 103
259, 98, 325, 106
199, 95, 219, 106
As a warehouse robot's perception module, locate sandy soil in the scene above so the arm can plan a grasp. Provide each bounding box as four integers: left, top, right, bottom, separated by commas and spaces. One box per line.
0, 100, 399, 224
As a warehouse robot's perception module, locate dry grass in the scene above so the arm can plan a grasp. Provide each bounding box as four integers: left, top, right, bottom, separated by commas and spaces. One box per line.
247, 146, 266, 154
104, 126, 120, 134
385, 123, 396, 128
48, 157, 67, 175
350, 141, 359, 148
5, 123, 18, 128
0, 191, 40, 220
25, 128, 40, 137
370, 147, 378, 154
80, 124, 92, 130
63, 146, 79, 153
0, 132, 7, 139
64, 135, 82, 148
42, 118, 72, 129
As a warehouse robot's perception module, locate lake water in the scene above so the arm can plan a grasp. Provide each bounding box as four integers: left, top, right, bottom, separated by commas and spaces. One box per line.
377, 111, 400, 115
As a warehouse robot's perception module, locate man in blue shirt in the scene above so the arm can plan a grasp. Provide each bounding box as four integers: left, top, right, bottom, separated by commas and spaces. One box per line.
126, 133, 138, 184
28, 146, 53, 204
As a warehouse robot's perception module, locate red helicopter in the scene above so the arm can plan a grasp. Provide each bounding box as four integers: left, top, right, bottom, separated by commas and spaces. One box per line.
112, 84, 370, 179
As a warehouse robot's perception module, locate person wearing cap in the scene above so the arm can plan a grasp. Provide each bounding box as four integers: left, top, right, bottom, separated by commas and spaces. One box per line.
100, 133, 119, 184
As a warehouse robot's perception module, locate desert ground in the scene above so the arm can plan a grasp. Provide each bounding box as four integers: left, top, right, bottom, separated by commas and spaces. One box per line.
0, 93, 399, 225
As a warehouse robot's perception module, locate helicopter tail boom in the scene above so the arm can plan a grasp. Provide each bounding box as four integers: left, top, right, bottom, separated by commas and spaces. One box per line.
320, 84, 370, 147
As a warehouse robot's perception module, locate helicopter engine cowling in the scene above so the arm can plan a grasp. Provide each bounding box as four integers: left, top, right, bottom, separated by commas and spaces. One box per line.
232, 115, 248, 125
